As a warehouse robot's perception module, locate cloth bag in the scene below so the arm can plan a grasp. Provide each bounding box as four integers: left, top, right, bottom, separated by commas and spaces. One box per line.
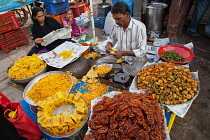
0, 93, 43, 140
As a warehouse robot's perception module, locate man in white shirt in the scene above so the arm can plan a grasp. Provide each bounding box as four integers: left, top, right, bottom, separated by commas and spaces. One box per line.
96, 1, 147, 76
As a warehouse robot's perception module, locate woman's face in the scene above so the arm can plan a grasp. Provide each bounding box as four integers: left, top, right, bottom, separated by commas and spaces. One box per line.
33, 11, 45, 24
66, 11, 73, 19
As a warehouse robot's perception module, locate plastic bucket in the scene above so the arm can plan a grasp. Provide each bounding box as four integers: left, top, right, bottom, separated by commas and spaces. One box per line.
145, 2, 168, 35
79, 42, 89, 56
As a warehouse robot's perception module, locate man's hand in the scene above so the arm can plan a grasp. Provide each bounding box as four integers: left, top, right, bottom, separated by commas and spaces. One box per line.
113, 51, 124, 59
105, 43, 113, 53
35, 38, 44, 44
64, 25, 70, 28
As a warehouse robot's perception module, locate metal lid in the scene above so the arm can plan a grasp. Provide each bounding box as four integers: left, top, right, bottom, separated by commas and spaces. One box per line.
146, 3, 168, 9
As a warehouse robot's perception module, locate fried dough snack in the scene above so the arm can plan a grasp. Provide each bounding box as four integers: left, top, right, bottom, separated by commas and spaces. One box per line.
137, 63, 198, 104
84, 90, 166, 140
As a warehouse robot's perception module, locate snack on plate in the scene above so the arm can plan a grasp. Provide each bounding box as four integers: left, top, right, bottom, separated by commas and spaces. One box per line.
95, 66, 111, 74
8, 54, 46, 79
27, 74, 72, 104
37, 92, 88, 136
84, 90, 166, 140
161, 50, 184, 62
137, 63, 198, 104
58, 49, 74, 60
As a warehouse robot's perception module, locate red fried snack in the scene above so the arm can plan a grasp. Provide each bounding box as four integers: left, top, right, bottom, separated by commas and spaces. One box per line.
85, 91, 166, 140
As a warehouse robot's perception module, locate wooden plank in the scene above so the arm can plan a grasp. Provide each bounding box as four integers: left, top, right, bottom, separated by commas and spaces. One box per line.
167, 0, 191, 37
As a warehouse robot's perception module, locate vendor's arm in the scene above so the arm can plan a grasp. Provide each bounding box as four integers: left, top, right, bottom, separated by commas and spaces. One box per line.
106, 25, 118, 51
113, 51, 134, 59
132, 23, 147, 58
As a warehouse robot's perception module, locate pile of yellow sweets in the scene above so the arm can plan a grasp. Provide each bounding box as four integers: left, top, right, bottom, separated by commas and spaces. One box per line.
8, 54, 46, 79
27, 74, 72, 104
37, 91, 88, 136
95, 66, 111, 73
58, 49, 74, 60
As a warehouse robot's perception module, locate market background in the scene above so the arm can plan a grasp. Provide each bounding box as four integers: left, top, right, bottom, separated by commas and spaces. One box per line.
0, 0, 210, 140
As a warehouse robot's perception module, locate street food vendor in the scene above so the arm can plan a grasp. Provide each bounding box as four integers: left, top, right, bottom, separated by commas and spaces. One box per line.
96, 1, 147, 76
27, 7, 75, 56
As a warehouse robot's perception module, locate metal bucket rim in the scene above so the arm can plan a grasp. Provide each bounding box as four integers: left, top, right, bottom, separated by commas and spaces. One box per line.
146, 2, 168, 9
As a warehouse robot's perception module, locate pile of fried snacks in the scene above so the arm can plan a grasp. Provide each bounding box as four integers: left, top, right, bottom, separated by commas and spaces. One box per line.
58, 49, 74, 60
95, 66, 111, 74
27, 74, 72, 104
137, 63, 198, 104
8, 54, 46, 79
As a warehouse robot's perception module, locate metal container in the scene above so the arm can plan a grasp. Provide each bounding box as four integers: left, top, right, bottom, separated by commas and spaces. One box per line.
23, 71, 73, 107
9, 65, 48, 84
79, 20, 90, 28
38, 96, 90, 138
145, 3, 168, 35
95, 64, 113, 78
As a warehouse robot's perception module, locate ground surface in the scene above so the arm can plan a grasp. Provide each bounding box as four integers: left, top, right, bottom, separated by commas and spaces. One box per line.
0, 0, 209, 140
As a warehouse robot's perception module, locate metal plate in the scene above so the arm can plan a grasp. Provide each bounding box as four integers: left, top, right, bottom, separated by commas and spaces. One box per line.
38, 96, 90, 138
23, 71, 73, 106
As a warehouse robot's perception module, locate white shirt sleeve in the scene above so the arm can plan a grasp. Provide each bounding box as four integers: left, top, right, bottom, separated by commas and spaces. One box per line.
107, 25, 117, 46
133, 23, 147, 58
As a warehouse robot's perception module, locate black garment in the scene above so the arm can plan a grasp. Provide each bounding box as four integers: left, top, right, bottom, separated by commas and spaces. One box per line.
31, 16, 63, 40
28, 17, 75, 56
27, 39, 76, 56
0, 106, 27, 140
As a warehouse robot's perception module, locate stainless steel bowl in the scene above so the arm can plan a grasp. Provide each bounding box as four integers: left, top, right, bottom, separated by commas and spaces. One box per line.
95, 64, 113, 78
80, 21, 90, 28
23, 71, 73, 106
9, 65, 48, 84
38, 95, 90, 138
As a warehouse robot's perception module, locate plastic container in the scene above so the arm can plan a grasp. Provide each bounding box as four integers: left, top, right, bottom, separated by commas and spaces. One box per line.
112, 0, 133, 16
0, 27, 29, 53
79, 42, 89, 56
45, 1, 70, 15
70, 3, 86, 17
145, 2, 168, 35
97, 4, 111, 17
94, 16, 106, 29
84, 2, 90, 14
158, 44, 194, 64
71, 5, 81, 17
46, 15, 62, 24
77, 3, 85, 14
42, 0, 66, 4
0, 11, 20, 34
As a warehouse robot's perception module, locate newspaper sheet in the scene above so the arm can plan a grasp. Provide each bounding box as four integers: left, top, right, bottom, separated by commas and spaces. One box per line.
41, 28, 72, 46
38, 41, 89, 68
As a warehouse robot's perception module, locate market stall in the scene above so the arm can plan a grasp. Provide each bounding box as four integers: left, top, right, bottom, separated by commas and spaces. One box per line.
0, 1, 200, 140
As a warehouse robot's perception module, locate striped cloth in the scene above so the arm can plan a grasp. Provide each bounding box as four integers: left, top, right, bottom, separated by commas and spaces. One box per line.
107, 17, 147, 64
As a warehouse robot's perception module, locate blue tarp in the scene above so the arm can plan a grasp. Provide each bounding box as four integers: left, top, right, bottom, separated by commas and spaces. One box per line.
0, 0, 35, 12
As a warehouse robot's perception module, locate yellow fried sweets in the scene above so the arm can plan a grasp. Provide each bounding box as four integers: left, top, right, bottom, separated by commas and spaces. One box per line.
95, 66, 111, 73
37, 91, 88, 136
83, 52, 99, 59
26, 74, 72, 104
58, 49, 74, 60
8, 54, 46, 80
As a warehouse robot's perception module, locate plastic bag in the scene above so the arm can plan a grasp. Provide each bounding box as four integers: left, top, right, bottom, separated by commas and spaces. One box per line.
0, 93, 43, 140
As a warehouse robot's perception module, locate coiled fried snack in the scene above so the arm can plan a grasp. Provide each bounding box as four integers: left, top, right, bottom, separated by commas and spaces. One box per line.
84, 91, 166, 140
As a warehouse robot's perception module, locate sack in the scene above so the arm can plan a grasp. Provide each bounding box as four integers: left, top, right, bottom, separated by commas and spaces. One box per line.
0, 93, 43, 140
